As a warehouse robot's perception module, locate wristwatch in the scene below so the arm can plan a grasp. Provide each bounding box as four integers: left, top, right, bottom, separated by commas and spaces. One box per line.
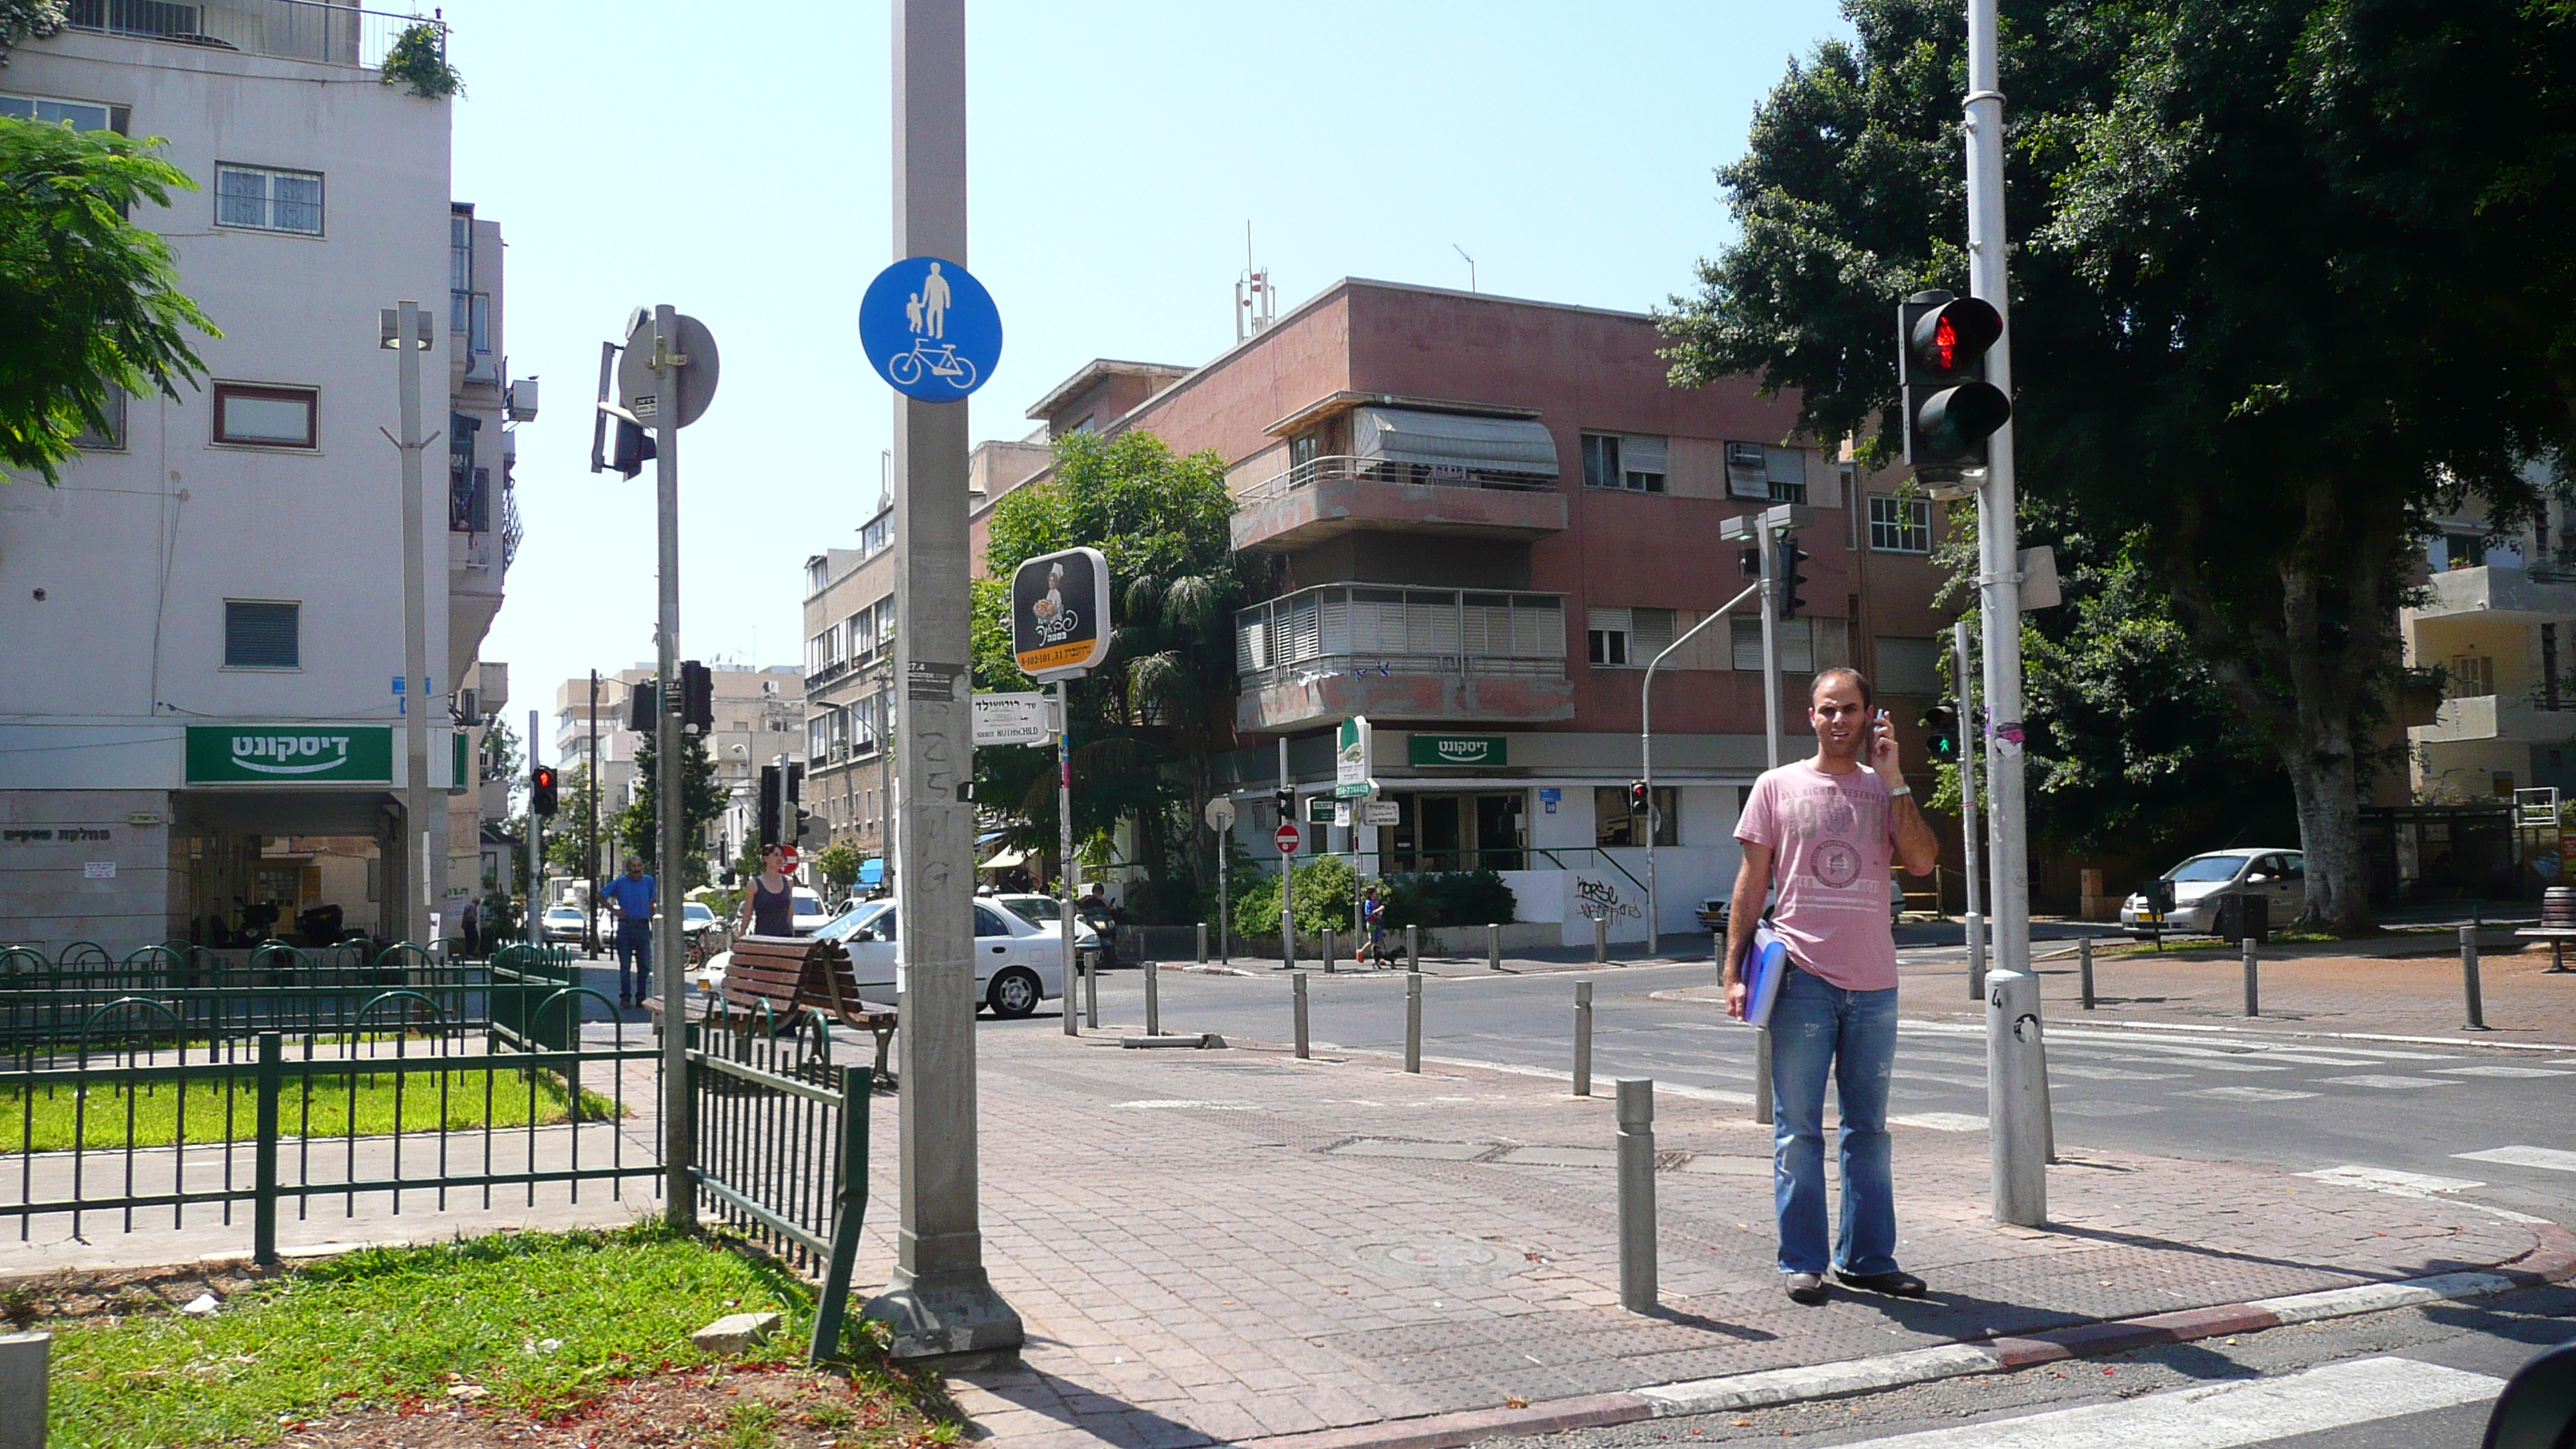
1886, 784, 1913, 799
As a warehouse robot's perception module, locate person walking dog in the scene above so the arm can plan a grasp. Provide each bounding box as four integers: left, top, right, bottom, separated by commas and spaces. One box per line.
1724, 666, 1941, 1306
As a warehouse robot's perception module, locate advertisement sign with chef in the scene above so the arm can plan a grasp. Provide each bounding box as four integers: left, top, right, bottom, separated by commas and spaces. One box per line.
1011, 545, 1112, 680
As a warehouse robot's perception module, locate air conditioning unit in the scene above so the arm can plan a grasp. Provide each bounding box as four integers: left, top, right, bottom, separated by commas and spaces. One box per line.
505, 377, 540, 423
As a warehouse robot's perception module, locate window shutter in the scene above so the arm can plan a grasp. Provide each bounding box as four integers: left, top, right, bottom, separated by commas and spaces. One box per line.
224, 601, 300, 669
1318, 590, 1352, 655
1531, 599, 1567, 659
1408, 591, 1460, 654
1632, 608, 1677, 660
1587, 606, 1633, 635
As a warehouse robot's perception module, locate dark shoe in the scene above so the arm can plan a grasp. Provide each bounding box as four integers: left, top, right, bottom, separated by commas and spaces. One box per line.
1783, 1272, 1828, 1306
1835, 1269, 1927, 1297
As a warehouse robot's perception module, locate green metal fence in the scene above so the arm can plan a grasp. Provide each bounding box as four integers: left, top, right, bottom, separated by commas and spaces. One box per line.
685, 1002, 873, 1361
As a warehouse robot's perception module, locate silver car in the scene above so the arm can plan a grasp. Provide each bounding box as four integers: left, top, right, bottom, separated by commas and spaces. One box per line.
2121, 849, 2307, 936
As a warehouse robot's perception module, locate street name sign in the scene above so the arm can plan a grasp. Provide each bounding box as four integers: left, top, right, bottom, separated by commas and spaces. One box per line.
971, 691, 1053, 746
1334, 716, 1375, 798
859, 255, 1002, 402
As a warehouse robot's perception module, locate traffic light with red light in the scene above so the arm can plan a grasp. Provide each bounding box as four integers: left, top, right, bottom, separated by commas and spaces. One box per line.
1629, 780, 1650, 814
530, 765, 559, 817
1898, 289, 2012, 477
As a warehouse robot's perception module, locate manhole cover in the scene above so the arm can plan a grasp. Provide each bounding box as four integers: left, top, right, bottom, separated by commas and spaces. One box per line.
1340, 1232, 1526, 1289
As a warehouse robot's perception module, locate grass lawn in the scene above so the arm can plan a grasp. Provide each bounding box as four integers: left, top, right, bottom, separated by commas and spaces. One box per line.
44, 1225, 951, 1449
0, 1070, 625, 1152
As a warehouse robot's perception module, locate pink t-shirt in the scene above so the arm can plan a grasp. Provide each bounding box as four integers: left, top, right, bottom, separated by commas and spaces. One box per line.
1734, 760, 1899, 991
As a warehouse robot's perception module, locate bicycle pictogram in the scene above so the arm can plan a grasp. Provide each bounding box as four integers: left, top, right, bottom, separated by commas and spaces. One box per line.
886, 339, 978, 392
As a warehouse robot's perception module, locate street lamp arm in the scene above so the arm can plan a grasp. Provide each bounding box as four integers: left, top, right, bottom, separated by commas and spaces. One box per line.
1642, 579, 1763, 960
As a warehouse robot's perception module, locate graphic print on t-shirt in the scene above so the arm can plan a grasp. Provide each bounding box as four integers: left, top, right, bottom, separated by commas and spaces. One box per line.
1735, 762, 1899, 991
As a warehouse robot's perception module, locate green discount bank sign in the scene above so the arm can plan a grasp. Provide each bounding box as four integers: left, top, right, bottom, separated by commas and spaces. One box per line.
187, 725, 395, 785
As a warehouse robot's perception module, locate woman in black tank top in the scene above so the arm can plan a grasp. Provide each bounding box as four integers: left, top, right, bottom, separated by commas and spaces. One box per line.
742, 844, 796, 937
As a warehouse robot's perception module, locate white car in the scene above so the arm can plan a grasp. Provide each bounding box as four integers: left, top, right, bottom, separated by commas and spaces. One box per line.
540, 905, 588, 944
682, 900, 721, 940
791, 890, 831, 937
2121, 849, 2307, 936
983, 892, 1111, 961
812, 897, 1064, 1018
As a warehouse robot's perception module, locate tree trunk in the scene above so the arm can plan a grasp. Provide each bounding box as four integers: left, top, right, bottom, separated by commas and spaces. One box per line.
2276, 714, 2375, 934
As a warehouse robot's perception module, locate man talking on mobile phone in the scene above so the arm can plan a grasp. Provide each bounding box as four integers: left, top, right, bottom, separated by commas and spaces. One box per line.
1725, 667, 1941, 1305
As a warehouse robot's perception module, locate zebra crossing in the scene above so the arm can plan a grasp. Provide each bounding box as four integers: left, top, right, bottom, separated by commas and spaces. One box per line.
1880, 1019, 2573, 1119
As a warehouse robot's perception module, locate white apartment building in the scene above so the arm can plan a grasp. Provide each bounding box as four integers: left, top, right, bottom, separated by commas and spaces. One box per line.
0, 4, 533, 953
2405, 483, 2576, 802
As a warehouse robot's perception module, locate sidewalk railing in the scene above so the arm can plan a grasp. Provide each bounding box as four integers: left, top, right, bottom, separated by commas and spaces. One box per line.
683, 1006, 872, 1360
1, 998, 656, 1256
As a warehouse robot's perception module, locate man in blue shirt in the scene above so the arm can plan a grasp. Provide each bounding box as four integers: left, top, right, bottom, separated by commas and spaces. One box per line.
599, 856, 656, 1007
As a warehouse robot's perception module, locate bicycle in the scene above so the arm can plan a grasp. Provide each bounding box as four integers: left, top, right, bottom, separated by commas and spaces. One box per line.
887, 341, 978, 392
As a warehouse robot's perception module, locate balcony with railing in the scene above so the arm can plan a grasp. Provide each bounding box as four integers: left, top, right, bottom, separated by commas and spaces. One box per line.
65, 0, 437, 69
1235, 584, 1574, 730
1231, 454, 1568, 552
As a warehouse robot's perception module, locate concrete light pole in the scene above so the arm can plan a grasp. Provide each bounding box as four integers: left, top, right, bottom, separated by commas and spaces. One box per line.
865, 0, 1023, 1364
1965, 0, 2047, 1227
383, 300, 435, 948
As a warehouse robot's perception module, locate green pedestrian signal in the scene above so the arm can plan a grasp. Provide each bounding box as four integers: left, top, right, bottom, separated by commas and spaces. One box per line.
1919, 704, 1960, 764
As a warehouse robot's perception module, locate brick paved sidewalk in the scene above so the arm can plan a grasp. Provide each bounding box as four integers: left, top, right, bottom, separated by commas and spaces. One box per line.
885, 1026, 2551, 1449
1881, 937, 2576, 1044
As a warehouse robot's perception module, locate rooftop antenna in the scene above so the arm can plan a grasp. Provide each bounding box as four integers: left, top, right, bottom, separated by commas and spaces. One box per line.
1235, 221, 1275, 343
1452, 244, 1477, 293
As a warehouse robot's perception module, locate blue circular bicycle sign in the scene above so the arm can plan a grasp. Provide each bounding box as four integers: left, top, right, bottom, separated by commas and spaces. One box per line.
858, 255, 1001, 402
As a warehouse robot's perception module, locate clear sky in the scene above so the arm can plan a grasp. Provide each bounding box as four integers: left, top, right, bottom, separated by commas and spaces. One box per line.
450, 1, 1855, 755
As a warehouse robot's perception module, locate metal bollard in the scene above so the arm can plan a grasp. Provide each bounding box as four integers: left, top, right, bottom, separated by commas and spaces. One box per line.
1593, 913, 1608, 965
2462, 924, 2489, 1030
2242, 937, 2259, 1018
1404, 971, 1424, 1072
1084, 953, 1100, 1029
1967, 911, 1986, 1002
1487, 923, 1502, 971
1616, 1078, 1657, 1313
1405, 923, 1419, 973
1323, 925, 1337, 975
1195, 922, 1208, 964
2080, 935, 2095, 1011
1293, 971, 1310, 1059
1145, 957, 1160, 1037
0, 1329, 48, 1449
1753, 1027, 1774, 1125
1574, 980, 1593, 1096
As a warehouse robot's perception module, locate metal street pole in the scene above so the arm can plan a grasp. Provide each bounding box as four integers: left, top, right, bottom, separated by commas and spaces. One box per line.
1643, 584, 1759, 966
1954, 621, 1985, 999
1279, 734, 1294, 970
1058, 680, 1077, 1038
526, 707, 542, 947
391, 300, 433, 949
1967, 0, 2047, 1227
648, 303, 694, 1233
1753, 517, 1782, 1127
587, 670, 601, 958
867, 0, 1023, 1363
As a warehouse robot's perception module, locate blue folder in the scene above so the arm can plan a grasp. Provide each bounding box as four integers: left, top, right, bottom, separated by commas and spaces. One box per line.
1738, 920, 1789, 1029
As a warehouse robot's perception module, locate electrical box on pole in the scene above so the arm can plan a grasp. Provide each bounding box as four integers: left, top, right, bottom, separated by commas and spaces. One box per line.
628, 680, 657, 733
1898, 290, 2012, 486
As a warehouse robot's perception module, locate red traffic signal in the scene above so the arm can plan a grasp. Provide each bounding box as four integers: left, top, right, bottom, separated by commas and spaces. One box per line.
1897, 290, 2012, 474
1629, 780, 1650, 813
529, 765, 559, 817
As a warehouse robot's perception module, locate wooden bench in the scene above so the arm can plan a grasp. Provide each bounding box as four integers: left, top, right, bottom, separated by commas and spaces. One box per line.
651, 935, 899, 1079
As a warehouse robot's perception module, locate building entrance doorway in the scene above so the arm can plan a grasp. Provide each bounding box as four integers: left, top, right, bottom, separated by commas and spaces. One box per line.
1383, 791, 1526, 872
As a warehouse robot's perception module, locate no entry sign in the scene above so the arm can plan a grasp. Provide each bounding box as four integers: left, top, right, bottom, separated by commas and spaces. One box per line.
1274, 823, 1302, 855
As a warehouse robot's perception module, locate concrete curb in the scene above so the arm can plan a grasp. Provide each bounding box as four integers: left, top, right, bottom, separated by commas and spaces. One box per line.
1228, 1223, 2576, 1449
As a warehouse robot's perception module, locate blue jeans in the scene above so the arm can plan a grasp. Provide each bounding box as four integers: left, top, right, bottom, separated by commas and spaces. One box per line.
1768, 966, 1900, 1276
614, 918, 652, 1001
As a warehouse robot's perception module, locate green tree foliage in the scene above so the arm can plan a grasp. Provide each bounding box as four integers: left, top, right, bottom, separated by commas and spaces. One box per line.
617, 733, 724, 888
1235, 853, 1360, 942
379, 20, 462, 99
1, 117, 218, 482
812, 839, 865, 898
0, 1, 64, 64
971, 430, 1253, 920
478, 718, 522, 785
1660, 0, 2576, 932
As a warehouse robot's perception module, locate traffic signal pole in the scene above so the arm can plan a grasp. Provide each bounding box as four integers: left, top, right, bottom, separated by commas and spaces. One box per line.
1642, 583, 1759, 964
649, 303, 694, 1233
1954, 620, 1985, 999
1965, 0, 2047, 1227
527, 709, 543, 947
